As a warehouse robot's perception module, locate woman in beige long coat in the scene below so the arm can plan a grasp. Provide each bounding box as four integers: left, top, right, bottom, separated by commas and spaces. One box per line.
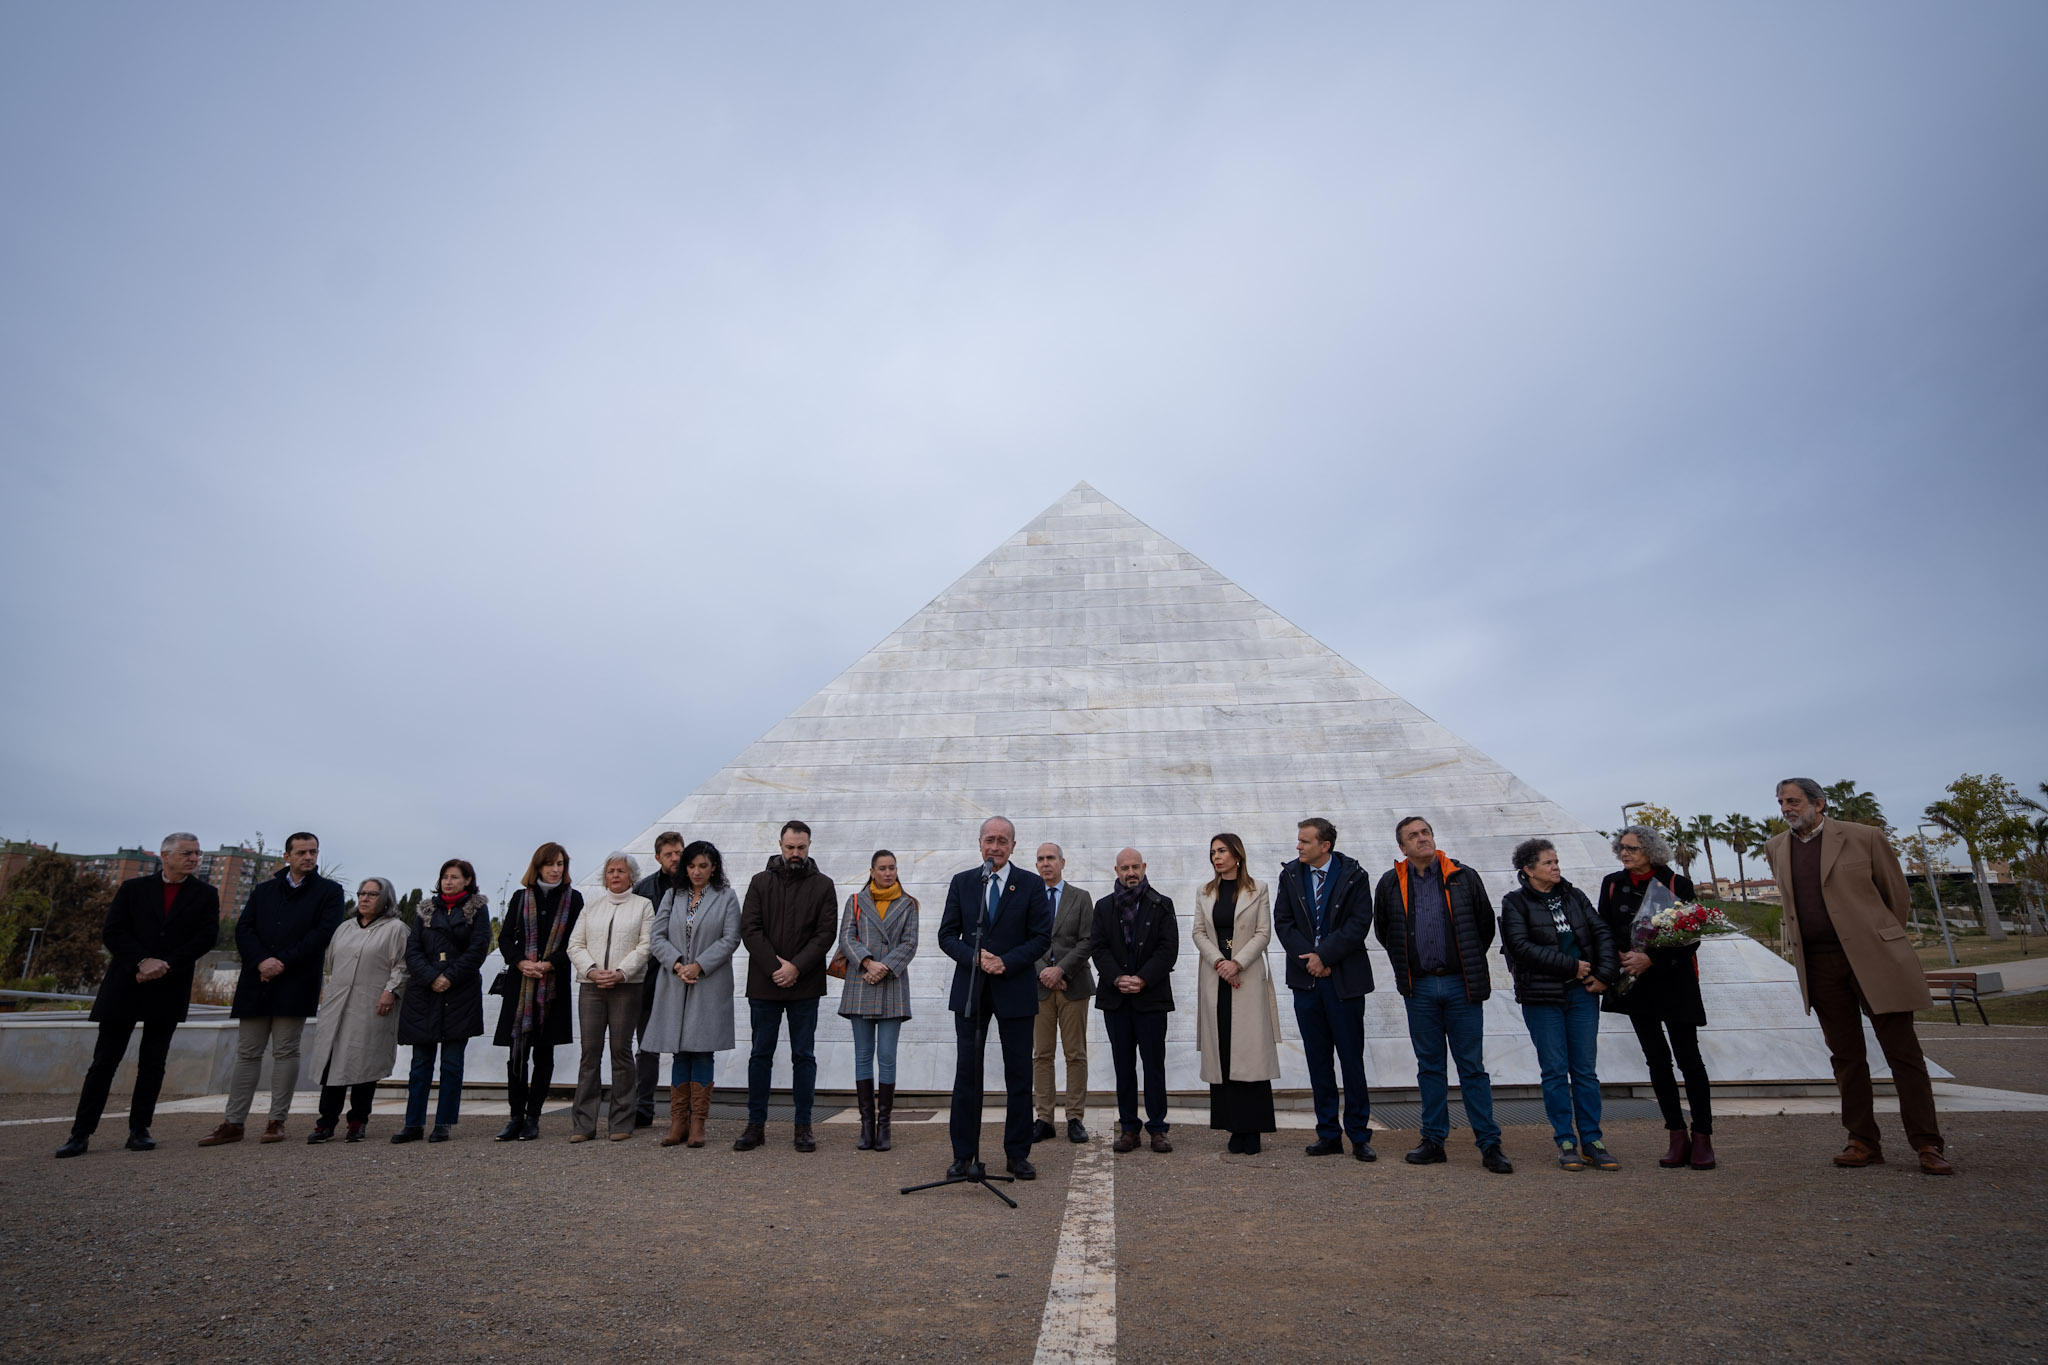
1191, 832, 1282, 1153
306, 877, 409, 1144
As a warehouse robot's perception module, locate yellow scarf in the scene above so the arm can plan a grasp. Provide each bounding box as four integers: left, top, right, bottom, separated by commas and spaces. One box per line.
868, 880, 903, 919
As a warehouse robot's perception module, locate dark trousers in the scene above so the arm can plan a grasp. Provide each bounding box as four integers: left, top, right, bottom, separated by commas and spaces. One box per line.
747, 997, 819, 1125
1631, 1014, 1713, 1135
1805, 943, 1942, 1152
1293, 977, 1372, 1143
404, 1041, 466, 1128
318, 1082, 376, 1126
634, 980, 660, 1121
1102, 1007, 1170, 1134
71, 1017, 177, 1139
1404, 972, 1500, 1150
949, 1006, 1035, 1162
505, 1042, 557, 1120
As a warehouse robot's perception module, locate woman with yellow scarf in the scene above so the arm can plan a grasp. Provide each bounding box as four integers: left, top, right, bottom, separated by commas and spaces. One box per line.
835, 850, 919, 1151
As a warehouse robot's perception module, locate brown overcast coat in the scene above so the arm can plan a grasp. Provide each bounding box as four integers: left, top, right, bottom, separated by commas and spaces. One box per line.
1763, 817, 1931, 1016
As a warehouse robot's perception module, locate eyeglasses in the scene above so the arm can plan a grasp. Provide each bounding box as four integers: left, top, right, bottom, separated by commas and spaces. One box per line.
1617, 844, 1643, 854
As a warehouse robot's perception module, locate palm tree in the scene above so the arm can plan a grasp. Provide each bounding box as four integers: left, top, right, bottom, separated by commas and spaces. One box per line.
1923, 773, 2022, 942
1823, 779, 1886, 828
1684, 815, 1723, 898
1669, 825, 1701, 885
1722, 813, 1766, 905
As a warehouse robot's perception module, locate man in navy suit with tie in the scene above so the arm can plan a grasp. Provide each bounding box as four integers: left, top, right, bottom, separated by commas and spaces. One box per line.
938, 816, 1053, 1181
1273, 816, 1379, 1160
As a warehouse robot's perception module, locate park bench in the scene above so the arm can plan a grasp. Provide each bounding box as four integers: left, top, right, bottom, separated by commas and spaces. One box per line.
1924, 970, 1990, 1026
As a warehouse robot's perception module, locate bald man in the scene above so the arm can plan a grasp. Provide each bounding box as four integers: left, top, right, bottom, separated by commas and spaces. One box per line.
1089, 848, 1179, 1153
937, 817, 1053, 1180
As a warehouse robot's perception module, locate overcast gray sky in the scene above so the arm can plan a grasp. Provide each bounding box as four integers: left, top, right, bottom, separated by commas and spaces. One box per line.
3, 3, 2042, 897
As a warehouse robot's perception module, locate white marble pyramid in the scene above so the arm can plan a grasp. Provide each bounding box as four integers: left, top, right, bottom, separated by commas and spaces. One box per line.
600, 482, 1878, 1096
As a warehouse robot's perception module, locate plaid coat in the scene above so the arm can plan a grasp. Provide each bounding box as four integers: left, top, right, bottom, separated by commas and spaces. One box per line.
835, 885, 919, 1020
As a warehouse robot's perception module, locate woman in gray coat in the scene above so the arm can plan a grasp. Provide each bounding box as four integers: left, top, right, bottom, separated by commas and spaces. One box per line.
645, 841, 742, 1148
305, 877, 408, 1144
836, 849, 919, 1152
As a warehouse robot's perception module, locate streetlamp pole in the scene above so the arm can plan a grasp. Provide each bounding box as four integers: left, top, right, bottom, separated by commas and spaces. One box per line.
1620, 801, 1648, 831
1919, 823, 1957, 968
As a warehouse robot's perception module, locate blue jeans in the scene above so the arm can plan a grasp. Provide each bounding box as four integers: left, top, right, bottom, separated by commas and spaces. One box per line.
1522, 982, 1603, 1146
849, 1017, 904, 1083
1405, 973, 1501, 1150
747, 997, 819, 1125
670, 1051, 716, 1087
1293, 977, 1371, 1144
405, 1041, 466, 1128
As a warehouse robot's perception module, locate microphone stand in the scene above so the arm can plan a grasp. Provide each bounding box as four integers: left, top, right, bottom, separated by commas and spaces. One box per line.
902, 858, 1018, 1208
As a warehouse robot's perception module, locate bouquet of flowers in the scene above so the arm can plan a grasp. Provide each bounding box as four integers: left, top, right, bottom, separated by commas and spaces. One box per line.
1614, 881, 1737, 995
1641, 901, 1738, 948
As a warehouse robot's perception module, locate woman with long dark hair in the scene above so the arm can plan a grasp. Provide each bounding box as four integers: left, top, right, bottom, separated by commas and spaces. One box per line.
393, 859, 492, 1143
1191, 833, 1281, 1153
645, 840, 743, 1148
492, 842, 582, 1142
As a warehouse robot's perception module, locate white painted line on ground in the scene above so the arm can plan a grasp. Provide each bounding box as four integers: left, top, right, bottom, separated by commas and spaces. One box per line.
1032, 1138, 1116, 1365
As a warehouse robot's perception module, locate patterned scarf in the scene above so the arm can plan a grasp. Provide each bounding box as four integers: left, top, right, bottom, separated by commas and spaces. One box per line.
510, 884, 571, 1047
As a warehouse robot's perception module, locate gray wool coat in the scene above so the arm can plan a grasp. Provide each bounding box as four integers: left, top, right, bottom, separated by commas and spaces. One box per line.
303, 910, 410, 1088
835, 886, 919, 1020
643, 884, 744, 1054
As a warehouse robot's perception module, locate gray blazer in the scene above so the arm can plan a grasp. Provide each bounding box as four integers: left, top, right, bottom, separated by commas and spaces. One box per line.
644, 884, 743, 1054
1035, 882, 1096, 1000
836, 886, 918, 1020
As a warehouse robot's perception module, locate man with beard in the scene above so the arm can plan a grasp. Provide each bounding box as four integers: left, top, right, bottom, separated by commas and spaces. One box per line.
632, 830, 688, 1127
734, 821, 837, 1152
1091, 848, 1179, 1154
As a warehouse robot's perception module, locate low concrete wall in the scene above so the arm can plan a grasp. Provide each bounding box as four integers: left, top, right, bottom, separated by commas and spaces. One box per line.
2, 935, 1946, 1096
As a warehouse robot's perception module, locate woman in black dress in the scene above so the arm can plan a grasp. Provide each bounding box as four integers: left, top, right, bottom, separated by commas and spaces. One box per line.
1191, 833, 1281, 1153
1598, 824, 1714, 1170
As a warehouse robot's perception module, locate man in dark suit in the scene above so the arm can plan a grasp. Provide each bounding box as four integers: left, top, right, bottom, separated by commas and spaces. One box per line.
937, 816, 1052, 1180
1090, 847, 1179, 1153
56, 833, 222, 1158
198, 832, 346, 1147
1273, 816, 1379, 1160
1031, 841, 1096, 1145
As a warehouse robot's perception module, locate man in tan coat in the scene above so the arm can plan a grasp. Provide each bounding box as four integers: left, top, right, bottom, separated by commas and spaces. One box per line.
1763, 778, 1950, 1175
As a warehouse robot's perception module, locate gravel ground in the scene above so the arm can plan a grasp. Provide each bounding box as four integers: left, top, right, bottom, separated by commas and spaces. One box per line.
4, 1032, 2044, 1364
1920, 1026, 2048, 1093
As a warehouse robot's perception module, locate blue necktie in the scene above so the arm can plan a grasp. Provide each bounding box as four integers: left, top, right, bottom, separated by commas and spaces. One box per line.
986, 873, 1001, 929
1311, 867, 1327, 934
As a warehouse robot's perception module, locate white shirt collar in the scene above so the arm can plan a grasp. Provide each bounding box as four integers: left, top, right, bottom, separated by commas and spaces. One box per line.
990, 862, 1012, 893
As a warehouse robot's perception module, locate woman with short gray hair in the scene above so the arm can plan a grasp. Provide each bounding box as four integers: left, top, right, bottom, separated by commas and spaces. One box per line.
305, 877, 409, 1143
1597, 824, 1713, 1170
566, 853, 654, 1141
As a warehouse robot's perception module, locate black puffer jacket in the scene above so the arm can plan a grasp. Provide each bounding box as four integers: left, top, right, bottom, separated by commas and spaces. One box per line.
1372, 855, 1494, 1003
397, 893, 493, 1044
1499, 876, 1617, 1007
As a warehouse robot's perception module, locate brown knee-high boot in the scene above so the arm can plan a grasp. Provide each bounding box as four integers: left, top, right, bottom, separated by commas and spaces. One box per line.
688, 1084, 711, 1148
661, 1083, 690, 1147
874, 1082, 895, 1152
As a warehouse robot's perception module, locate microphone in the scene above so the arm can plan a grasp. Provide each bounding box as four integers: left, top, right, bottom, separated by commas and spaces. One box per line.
980, 857, 997, 883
